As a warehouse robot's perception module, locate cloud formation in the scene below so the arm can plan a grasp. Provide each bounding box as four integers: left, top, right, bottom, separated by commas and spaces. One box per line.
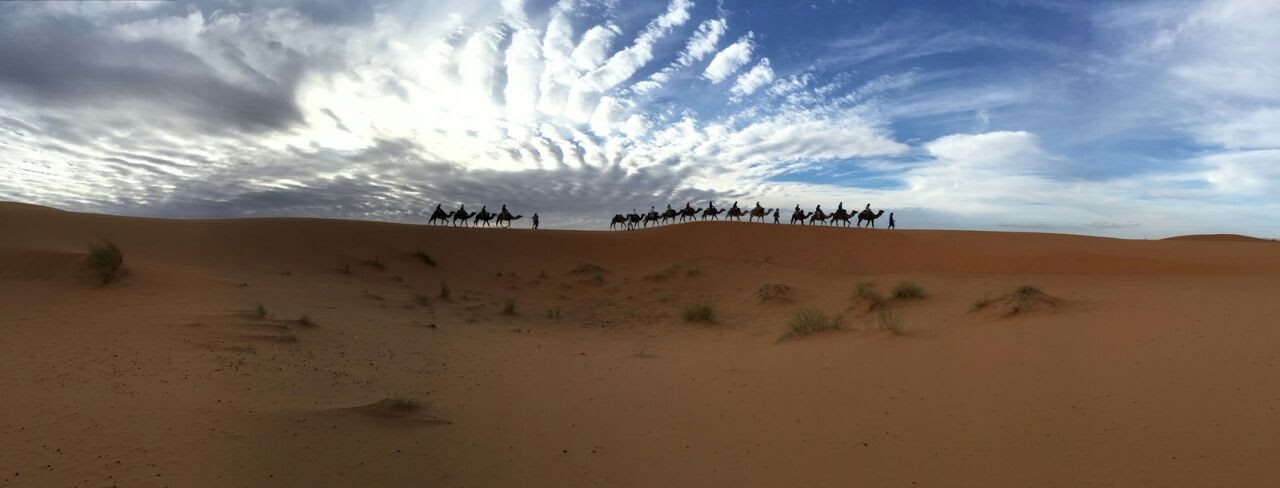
0, 0, 1277, 237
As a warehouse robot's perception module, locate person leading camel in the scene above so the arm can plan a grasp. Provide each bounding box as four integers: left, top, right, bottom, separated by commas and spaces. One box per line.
888, 212, 895, 229
773, 209, 780, 224
532, 213, 540, 229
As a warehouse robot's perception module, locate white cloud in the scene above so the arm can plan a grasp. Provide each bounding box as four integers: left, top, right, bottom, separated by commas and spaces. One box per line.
730, 58, 774, 99
570, 24, 620, 71
678, 18, 728, 66
703, 34, 754, 83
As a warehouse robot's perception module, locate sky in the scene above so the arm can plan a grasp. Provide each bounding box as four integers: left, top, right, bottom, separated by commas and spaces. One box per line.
1, 0, 1277, 237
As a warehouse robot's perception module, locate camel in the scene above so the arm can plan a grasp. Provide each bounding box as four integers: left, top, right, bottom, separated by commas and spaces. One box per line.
724, 202, 745, 221
626, 211, 642, 230
609, 214, 627, 230
451, 209, 475, 227
809, 207, 830, 225
495, 209, 523, 228
829, 208, 853, 227
660, 208, 679, 224
857, 209, 886, 228
643, 210, 661, 228
473, 208, 496, 227
700, 207, 722, 220
679, 207, 703, 222
790, 209, 812, 224
748, 205, 773, 223
428, 205, 451, 225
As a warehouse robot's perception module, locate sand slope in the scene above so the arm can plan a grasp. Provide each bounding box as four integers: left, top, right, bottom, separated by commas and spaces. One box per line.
3, 201, 1280, 487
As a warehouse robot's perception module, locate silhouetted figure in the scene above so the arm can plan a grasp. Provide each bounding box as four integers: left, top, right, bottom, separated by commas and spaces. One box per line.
864, 203, 871, 212
837, 202, 845, 213
773, 209, 780, 224
887, 212, 895, 229
533, 213, 540, 229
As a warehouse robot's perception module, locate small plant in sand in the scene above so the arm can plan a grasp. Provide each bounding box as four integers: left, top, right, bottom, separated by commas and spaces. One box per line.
413, 249, 436, 266
545, 308, 562, 319
892, 282, 926, 300
971, 295, 995, 312
439, 282, 451, 300
591, 272, 606, 285
296, 315, 317, 328
854, 282, 886, 311
253, 302, 268, 319
878, 310, 905, 335
780, 309, 842, 341
414, 293, 431, 307
87, 240, 124, 284
682, 302, 717, 323
383, 395, 422, 412
755, 283, 792, 302
502, 298, 518, 315
363, 257, 385, 271
971, 285, 1058, 316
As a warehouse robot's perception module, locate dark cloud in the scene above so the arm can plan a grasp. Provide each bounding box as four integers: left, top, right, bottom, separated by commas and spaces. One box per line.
0, 10, 304, 133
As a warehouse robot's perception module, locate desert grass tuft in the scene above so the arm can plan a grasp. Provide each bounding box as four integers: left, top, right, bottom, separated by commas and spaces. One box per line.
892, 281, 926, 300
755, 283, 792, 302
382, 395, 421, 412
415, 293, 431, 307
682, 302, 717, 323
780, 309, 843, 341
591, 272, 606, 285
545, 308, 562, 319
363, 257, 385, 271
439, 282, 451, 300
854, 282, 886, 311
296, 315, 317, 328
87, 240, 124, 284
502, 298, 518, 315
254, 302, 268, 319
878, 310, 905, 335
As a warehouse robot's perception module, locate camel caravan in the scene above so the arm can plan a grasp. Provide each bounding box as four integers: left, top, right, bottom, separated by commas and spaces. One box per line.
609, 201, 895, 231
427, 203, 535, 228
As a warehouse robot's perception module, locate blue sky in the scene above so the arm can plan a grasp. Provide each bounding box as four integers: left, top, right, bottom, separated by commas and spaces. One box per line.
0, 0, 1277, 237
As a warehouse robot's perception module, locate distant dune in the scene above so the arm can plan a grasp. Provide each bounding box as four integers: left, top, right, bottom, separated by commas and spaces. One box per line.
5, 201, 1280, 487
1162, 233, 1273, 243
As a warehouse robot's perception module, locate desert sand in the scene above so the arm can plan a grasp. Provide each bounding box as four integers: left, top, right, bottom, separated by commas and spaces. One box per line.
3, 201, 1280, 487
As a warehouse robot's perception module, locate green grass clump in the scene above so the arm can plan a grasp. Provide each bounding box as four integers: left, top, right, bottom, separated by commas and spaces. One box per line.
780, 309, 842, 341
682, 303, 717, 323
502, 298, 517, 315
878, 310, 905, 335
546, 308, 562, 319
254, 302, 268, 319
892, 282, 925, 300
854, 282, 886, 311
87, 240, 124, 284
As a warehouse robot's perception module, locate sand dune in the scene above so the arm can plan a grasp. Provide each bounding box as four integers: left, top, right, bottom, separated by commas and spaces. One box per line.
4, 201, 1280, 487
